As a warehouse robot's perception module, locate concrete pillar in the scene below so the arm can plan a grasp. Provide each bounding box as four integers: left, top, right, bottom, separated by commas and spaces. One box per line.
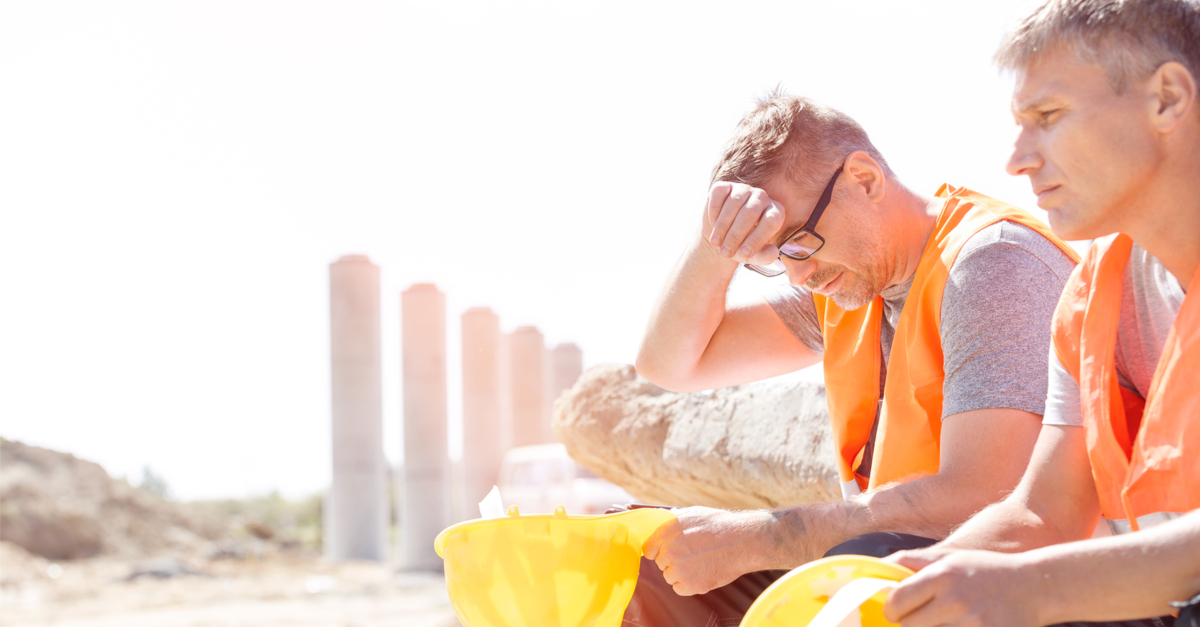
400, 283, 448, 570
498, 332, 513, 454
325, 255, 387, 562
509, 326, 548, 447
548, 343, 584, 422
460, 307, 511, 518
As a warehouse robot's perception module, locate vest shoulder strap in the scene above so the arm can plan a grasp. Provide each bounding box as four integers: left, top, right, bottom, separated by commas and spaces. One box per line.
1052, 234, 1130, 381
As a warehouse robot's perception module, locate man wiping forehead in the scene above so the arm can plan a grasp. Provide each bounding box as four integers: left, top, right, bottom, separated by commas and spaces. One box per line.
622, 90, 1079, 626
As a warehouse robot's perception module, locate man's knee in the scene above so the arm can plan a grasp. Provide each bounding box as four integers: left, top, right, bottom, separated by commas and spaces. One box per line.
823, 532, 937, 558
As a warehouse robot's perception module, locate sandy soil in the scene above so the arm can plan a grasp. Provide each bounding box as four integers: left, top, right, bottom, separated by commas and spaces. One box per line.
0, 552, 462, 627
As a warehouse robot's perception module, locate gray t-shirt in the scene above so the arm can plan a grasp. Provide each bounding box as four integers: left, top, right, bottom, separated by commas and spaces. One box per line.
766, 220, 1077, 420
1043, 244, 1186, 427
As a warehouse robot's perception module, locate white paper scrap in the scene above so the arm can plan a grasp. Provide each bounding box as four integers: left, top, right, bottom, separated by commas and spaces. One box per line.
806, 577, 899, 627
478, 485, 505, 519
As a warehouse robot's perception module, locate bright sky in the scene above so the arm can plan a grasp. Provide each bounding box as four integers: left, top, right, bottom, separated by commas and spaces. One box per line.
0, 0, 1047, 501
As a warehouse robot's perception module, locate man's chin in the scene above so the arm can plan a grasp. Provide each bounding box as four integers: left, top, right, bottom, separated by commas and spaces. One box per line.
817, 272, 881, 310
1047, 208, 1112, 242
829, 287, 876, 311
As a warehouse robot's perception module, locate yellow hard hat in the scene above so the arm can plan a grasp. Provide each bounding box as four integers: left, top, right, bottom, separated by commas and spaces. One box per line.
740, 555, 914, 627
434, 505, 675, 627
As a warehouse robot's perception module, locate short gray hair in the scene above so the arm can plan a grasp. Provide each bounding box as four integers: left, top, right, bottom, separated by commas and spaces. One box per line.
995, 0, 1200, 92
710, 88, 893, 194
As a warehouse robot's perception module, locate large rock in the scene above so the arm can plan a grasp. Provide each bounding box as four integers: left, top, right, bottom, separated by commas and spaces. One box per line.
553, 364, 839, 509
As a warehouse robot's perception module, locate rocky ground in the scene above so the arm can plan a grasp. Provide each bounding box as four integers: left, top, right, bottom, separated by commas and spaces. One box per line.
0, 541, 460, 627
0, 439, 462, 627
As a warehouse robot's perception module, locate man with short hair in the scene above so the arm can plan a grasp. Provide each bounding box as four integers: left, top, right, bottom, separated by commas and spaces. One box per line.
883, 1, 1200, 626
624, 91, 1079, 626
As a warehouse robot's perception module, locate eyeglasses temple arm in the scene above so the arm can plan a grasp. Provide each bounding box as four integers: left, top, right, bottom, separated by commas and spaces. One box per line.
800, 166, 844, 231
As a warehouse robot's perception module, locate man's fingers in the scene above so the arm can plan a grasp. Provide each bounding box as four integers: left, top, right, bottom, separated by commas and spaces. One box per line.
671, 582, 699, 597
887, 548, 949, 572
642, 540, 659, 561
885, 595, 956, 627
705, 184, 784, 261
659, 565, 699, 597
708, 186, 752, 251
642, 523, 667, 561
654, 551, 669, 573
707, 182, 733, 227
721, 210, 763, 259
649, 525, 677, 571
883, 572, 940, 624
661, 566, 702, 597
737, 201, 786, 262
642, 519, 680, 562
721, 191, 774, 259
642, 527, 665, 561
748, 244, 781, 267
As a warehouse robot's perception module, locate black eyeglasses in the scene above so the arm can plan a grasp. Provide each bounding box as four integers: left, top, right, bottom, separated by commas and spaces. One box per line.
743, 166, 843, 277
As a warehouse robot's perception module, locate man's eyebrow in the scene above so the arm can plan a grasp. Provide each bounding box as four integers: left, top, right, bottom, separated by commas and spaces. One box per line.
772, 220, 803, 249
1012, 94, 1059, 115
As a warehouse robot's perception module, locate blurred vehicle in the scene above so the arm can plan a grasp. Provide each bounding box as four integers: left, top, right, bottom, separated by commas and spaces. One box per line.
497, 443, 634, 515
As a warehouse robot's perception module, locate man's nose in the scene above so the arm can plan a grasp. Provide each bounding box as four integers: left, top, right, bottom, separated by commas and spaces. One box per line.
1006, 128, 1043, 178
783, 257, 818, 288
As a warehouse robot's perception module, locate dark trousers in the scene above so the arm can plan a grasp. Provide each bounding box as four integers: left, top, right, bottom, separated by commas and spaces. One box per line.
622, 532, 1179, 627
1178, 601, 1200, 627
621, 532, 935, 627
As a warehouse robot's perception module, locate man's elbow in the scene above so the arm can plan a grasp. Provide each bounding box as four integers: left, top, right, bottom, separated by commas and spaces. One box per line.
634, 349, 703, 393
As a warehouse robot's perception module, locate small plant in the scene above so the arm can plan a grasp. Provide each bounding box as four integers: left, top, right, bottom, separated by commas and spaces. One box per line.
139, 466, 171, 500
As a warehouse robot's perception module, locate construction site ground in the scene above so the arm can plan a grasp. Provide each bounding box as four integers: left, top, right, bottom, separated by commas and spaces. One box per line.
0, 544, 461, 627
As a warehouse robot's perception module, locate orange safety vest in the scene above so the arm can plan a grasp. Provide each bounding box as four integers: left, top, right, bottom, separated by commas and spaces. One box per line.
1051, 234, 1200, 532
816, 185, 1079, 498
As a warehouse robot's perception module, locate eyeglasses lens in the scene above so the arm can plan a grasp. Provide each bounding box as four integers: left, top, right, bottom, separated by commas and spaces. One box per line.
745, 259, 787, 277
781, 231, 823, 259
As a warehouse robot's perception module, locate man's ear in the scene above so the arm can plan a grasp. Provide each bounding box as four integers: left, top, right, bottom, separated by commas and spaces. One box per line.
843, 151, 886, 204
1148, 61, 1198, 133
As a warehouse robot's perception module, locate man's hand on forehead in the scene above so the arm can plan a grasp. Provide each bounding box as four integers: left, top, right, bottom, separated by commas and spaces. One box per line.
706, 181, 786, 266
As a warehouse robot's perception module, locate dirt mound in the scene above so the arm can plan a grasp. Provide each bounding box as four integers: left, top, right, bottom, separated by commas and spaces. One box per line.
0, 439, 224, 560
0, 540, 52, 585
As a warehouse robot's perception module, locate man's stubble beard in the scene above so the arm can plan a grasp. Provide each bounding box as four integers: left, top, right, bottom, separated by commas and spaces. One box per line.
810, 245, 887, 312
829, 267, 884, 311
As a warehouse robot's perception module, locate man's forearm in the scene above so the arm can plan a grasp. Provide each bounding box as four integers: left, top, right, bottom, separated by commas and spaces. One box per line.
937, 491, 1081, 553
938, 425, 1103, 553
1023, 510, 1200, 625
635, 232, 738, 391
760, 470, 1011, 569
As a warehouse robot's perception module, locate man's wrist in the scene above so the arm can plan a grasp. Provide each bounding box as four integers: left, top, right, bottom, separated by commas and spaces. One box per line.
692, 224, 741, 269
756, 504, 831, 571
747, 508, 790, 572
1015, 552, 1065, 626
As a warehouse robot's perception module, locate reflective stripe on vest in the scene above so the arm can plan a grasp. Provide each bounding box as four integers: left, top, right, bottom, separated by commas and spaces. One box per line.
1104, 512, 1183, 535
816, 185, 1079, 497
1051, 234, 1200, 530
